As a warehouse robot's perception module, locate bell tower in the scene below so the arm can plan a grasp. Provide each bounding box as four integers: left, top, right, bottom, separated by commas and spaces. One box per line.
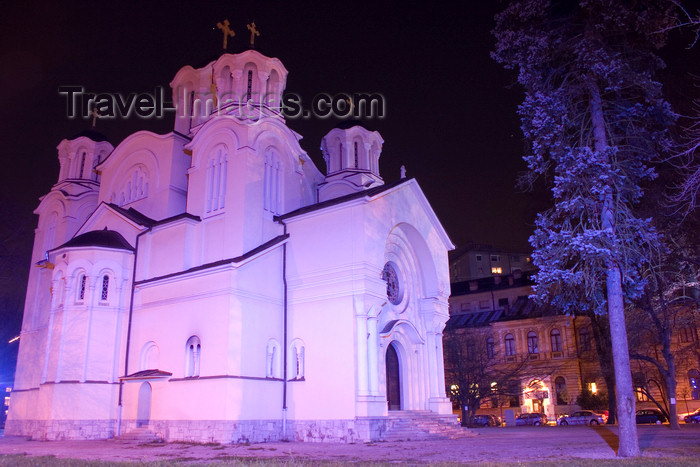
318, 123, 384, 202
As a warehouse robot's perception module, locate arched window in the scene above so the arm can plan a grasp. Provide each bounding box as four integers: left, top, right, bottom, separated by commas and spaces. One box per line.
527, 331, 538, 354
100, 275, 110, 301
550, 329, 562, 352
290, 339, 305, 380
486, 337, 495, 359
505, 333, 515, 356
185, 336, 201, 377
246, 69, 253, 101
266, 339, 281, 379
205, 148, 227, 213
579, 327, 591, 352
77, 273, 87, 302
466, 340, 476, 360
689, 370, 700, 400
555, 376, 567, 405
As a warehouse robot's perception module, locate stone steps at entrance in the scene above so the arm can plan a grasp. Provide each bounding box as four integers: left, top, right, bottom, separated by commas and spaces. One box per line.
114, 427, 161, 443
382, 410, 474, 441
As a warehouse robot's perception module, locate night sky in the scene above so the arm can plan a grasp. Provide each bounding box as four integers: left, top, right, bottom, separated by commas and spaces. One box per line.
1, 1, 700, 380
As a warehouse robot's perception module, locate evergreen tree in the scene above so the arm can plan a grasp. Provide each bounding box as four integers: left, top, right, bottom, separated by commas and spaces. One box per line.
493, 0, 677, 457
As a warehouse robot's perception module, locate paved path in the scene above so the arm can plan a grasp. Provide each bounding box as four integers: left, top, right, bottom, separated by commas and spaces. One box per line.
0, 425, 699, 463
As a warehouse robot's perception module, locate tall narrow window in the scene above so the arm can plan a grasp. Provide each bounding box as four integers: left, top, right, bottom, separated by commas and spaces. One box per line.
527, 331, 538, 354
486, 337, 495, 359
354, 141, 359, 168
505, 333, 515, 356
100, 275, 109, 301
205, 148, 227, 213
77, 274, 87, 301
290, 339, 305, 379
680, 327, 693, 343
185, 336, 201, 377
247, 70, 253, 101
79, 151, 86, 178
266, 340, 281, 379
633, 372, 648, 401
555, 376, 567, 405
550, 329, 562, 352
579, 327, 591, 352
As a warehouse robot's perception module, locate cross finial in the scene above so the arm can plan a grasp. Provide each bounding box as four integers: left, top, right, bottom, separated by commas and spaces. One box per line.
217, 19, 235, 51
90, 107, 100, 129
247, 22, 260, 48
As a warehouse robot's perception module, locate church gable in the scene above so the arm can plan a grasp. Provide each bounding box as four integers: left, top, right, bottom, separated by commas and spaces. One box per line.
75, 202, 154, 247
97, 131, 189, 220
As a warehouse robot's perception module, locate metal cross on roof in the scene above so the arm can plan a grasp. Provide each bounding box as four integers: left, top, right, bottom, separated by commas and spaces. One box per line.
247, 22, 260, 48
217, 19, 235, 51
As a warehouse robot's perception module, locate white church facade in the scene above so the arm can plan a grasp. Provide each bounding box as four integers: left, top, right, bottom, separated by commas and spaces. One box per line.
7, 49, 457, 443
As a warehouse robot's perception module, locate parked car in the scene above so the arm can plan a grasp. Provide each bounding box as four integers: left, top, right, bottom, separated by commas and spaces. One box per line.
470, 414, 498, 427
557, 410, 605, 426
489, 414, 503, 426
636, 409, 667, 424
684, 409, 700, 424
515, 413, 548, 426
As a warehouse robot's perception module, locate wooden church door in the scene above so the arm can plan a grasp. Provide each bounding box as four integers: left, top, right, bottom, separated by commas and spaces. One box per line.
386, 343, 401, 410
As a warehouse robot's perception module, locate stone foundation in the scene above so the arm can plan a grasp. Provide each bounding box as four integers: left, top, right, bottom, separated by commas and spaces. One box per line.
5, 417, 395, 443
5, 419, 115, 440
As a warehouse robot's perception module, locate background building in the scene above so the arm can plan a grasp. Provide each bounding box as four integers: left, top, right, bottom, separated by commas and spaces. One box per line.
449, 244, 535, 282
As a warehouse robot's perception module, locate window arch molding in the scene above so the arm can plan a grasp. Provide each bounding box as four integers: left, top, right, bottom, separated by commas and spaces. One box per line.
504, 333, 515, 356
289, 338, 305, 380
185, 336, 201, 377
140, 341, 160, 371
550, 328, 562, 352
266, 339, 281, 379
527, 330, 538, 354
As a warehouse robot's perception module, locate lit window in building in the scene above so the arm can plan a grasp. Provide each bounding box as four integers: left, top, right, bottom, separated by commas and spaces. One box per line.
491, 267, 503, 274
550, 329, 561, 352
505, 334, 515, 356
589, 382, 597, 394
633, 373, 648, 401
527, 331, 538, 354
680, 327, 695, 343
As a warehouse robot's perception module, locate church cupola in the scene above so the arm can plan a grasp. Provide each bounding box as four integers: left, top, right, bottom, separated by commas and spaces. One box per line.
317, 123, 384, 202
56, 130, 113, 184
170, 49, 288, 135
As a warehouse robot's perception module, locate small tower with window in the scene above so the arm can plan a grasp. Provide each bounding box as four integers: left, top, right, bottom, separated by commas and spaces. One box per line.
318, 123, 384, 202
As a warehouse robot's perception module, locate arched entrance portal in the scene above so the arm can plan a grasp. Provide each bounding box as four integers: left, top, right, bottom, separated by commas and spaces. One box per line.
137, 382, 152, 428
386, 342, 401, 410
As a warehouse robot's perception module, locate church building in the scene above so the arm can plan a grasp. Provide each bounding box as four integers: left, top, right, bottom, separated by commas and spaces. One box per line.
6, 47, 458, 442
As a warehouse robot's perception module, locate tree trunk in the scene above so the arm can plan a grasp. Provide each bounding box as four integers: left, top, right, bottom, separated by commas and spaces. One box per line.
589, 76, 640, 457
664, 352, 680, 429
607, 264, 640, 456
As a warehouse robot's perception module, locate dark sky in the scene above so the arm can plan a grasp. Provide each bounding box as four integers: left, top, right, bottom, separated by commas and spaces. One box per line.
1, 2, 699, 380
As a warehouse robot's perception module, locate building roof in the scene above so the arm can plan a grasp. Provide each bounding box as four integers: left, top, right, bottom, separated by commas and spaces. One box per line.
450, 272, 535, 297
106, 203, 157, 227
445, 296, 560, 331
276, 178, 410, 221
52, 229, 134, 252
